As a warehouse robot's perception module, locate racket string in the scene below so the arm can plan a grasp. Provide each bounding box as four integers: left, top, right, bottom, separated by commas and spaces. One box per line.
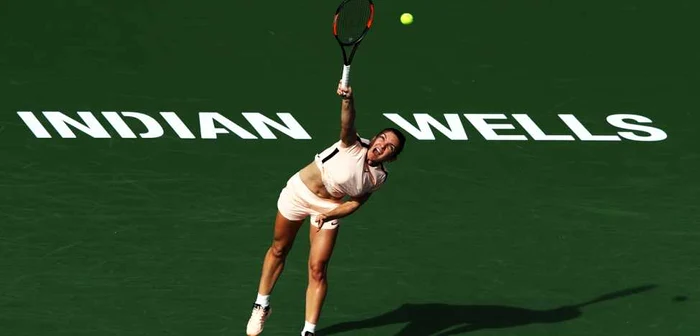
336, 0, 372, 44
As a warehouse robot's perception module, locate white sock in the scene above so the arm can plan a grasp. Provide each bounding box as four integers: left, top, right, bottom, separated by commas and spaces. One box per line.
255, 294, 270, 307
301, 321, 316, 335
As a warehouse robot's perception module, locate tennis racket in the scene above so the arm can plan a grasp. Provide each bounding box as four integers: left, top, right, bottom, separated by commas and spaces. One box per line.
332, 0, 375, 90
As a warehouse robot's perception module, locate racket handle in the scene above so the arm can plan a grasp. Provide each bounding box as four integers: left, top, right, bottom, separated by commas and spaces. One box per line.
340, 65, 351, 89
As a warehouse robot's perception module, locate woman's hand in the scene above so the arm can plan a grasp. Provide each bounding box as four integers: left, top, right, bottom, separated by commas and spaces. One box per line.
337, 81, 353, 99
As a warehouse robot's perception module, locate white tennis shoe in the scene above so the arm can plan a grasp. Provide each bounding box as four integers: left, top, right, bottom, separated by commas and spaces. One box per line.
246, 304, 271, 336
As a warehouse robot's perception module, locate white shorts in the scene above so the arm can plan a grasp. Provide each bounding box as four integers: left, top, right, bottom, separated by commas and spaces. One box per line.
277, 173, 343, 230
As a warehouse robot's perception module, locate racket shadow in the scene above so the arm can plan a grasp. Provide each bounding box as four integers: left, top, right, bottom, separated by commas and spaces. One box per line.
318, 284, 657, 335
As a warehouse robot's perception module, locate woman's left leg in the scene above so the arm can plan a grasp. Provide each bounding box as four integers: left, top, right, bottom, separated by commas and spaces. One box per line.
304, 224, 340, 331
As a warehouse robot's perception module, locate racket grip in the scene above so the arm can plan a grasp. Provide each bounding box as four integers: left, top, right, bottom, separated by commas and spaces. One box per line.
340, 65, 351, 89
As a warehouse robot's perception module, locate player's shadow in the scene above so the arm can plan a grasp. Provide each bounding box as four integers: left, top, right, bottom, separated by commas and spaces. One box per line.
318, 285, 656, 335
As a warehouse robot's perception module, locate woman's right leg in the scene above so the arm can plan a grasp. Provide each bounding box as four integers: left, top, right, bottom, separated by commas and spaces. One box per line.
247, 211, 304, 336
257, 211, 304, 295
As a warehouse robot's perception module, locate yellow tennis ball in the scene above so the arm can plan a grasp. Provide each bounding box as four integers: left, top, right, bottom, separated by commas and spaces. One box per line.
400, 13, 413, 25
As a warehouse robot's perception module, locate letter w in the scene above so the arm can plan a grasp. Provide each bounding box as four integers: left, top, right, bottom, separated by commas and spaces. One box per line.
383, 113, 467, 140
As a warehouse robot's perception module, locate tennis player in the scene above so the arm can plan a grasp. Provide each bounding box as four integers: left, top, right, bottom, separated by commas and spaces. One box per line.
245, 82, 406, 336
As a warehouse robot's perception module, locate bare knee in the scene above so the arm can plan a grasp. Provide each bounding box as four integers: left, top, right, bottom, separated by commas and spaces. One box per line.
309, 260, 328, 283
269, 240, 292, 259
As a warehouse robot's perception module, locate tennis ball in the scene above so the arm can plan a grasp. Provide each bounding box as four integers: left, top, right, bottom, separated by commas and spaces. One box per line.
400, 13, 413, 25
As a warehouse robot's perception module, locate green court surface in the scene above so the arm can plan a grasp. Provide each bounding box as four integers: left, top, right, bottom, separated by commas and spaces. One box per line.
1, 1, 699, 335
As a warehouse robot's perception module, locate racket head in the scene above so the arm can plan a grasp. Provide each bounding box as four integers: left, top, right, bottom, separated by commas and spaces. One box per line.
332, 0, 375, 46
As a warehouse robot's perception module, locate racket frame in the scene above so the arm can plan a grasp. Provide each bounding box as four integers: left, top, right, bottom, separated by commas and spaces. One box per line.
332, 0, 375, 89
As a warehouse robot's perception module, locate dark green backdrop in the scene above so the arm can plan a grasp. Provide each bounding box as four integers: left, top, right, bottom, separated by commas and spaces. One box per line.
1, 1, 698, 335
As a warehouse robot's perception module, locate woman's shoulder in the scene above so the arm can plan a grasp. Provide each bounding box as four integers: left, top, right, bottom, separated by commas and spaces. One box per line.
339, 134, 370, 147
